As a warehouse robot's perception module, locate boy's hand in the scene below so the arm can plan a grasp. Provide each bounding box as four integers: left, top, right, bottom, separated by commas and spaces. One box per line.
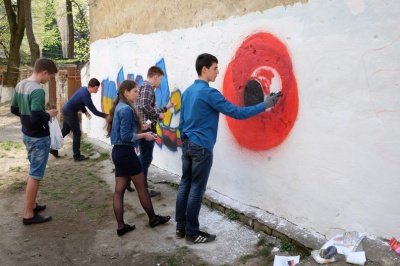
264, 91, 282, 109
142, 123, 151, 130
47, 109, 58, 117
158, 113, 165, 120
144, 132, 157, 141
166, 101, 176, 109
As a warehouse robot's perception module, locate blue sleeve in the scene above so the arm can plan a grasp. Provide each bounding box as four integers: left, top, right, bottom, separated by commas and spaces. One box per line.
179, 102, 185, 140
207, 89, 265, 119
83, 96, 106, 118
119, 107, 138, 143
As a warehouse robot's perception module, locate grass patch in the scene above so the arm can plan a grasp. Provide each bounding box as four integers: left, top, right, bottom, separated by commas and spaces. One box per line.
168, 182, 179, 190
281, 240, 294, 251
79, 203, 109, 220
40, 162, 113, 221
239, 236, 275, 265
91, 152, 109, 162
155, 246, 209, 266
257, 236, 267, 247
0, 141, 23, 151
136, 212, 146, 218
80, 140, 94, 154
5, 178, 26, 192
166, 255, 180, 266
9, 166, 22, 172
240, 247, 272, 263
227, 209, 240, 220
85, 171, 106, 184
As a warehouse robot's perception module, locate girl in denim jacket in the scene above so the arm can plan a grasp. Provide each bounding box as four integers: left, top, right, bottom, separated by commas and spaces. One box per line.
106, 80, 170, 236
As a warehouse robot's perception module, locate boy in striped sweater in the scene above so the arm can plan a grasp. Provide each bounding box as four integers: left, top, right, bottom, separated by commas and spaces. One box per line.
11, 58, 58, 225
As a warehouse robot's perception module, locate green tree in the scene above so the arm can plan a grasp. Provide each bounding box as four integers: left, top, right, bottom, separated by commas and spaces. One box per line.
24, 0, 40, 66
42, 0, 63, 59
1, 1, 45, 68
3, 0, 25, 88
66, 0, 73, 58
72, 0, 89, 62
0, 2, 11, 65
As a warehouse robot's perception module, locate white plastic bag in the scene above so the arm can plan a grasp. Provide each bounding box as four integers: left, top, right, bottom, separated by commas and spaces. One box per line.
345, 251, 366, 265
49, 117, 64, 150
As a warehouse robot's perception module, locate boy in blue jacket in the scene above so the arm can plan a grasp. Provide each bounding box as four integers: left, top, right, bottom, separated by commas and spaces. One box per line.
50, 78, 107, 161
175, 53, 282, 243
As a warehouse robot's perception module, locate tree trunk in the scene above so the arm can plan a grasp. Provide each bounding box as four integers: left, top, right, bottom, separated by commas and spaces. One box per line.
3, 0, 25, 88
66, 0, 74, 59
24, 0, 40, 66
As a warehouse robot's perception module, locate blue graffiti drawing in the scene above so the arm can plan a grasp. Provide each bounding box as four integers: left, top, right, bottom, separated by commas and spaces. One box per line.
100, 58, 182, 151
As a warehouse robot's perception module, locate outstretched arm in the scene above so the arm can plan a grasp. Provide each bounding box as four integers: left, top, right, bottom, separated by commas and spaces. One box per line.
83, 97, 106, 118
208, 89, 266, 120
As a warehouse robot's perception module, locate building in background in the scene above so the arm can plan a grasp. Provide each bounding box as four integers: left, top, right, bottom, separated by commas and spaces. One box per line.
86, 0, 400, 242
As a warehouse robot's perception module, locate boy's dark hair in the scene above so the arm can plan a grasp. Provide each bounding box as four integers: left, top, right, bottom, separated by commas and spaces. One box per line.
88, 78, 100, 87
34, 58, 58, 74
147, 66, 164, 78
195, 53, 218, 76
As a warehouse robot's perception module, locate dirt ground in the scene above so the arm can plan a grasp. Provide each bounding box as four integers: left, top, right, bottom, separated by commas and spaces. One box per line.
0, 102, 284, 266
0, 101, 213, 266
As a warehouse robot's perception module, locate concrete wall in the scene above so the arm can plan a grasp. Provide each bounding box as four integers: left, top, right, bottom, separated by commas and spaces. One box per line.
87, 0, 400, 240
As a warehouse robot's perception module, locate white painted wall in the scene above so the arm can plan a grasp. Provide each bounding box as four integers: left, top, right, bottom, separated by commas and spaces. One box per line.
0, 86, 14, 103
87, 0, 400, 240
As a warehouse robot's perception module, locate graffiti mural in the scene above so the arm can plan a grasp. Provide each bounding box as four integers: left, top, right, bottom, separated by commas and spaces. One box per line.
100, 59, 182, 151
101, 67, 143, 115
223, 32, 299, 150
154, 58, 182, 151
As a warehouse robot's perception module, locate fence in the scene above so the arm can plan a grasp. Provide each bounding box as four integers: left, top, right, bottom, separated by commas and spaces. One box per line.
0, 65, 82, 121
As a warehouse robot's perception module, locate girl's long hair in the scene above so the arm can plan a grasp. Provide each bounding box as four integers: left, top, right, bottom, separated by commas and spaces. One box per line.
105, 80, 142, 137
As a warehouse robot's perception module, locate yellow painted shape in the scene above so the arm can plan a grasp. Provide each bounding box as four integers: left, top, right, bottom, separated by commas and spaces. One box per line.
156, 122, 162, 136
163, 109, 172, 126
102, 97, 113, 114
171, 90, 181, 112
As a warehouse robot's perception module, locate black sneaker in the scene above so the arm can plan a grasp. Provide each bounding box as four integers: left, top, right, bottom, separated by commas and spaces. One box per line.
23, 213, 52, 225
149, 190, 160, 197
33, 203, 46, 213
74, 155, 89, 161
176, 228, 186, 239
117, 224, 135, 237
126, 183, 135, 192
49, 149, 60, 158
185, 231, 216, 244
149, 215, 171, 228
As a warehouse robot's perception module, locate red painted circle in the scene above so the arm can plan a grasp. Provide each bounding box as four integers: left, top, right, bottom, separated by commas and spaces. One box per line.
223, 33, 299, 150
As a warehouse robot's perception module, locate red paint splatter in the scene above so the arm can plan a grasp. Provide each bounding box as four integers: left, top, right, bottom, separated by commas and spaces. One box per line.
223, 33, 299, 150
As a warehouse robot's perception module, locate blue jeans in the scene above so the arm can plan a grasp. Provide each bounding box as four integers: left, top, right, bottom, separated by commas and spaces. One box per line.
23, 134, 50, 180
138, 129, 155, 187
61, 109, 81, 159
175, 138, 213, 235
